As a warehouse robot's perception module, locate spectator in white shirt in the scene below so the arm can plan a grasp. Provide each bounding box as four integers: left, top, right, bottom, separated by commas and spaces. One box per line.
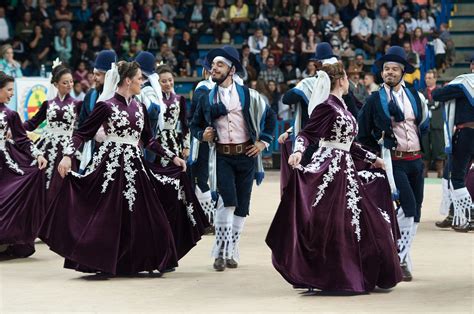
247, 28, 268, 55
351, 5, 374, 54
416, 8, 436, 34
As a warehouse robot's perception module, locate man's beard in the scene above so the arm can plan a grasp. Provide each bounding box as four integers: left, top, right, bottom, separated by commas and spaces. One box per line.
212, 70, 231, 85
96, 84, 104, 93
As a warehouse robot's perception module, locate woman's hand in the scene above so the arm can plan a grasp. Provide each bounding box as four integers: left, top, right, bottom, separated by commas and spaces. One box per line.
58, 156, 72, 178
37, 155, 48, 170
278, 132, 289, 144
94, 126, 107, 143
182, 148, 190, 159
173, 156, 187, 172
288, 152, 302, 168
372, 157, 386, 170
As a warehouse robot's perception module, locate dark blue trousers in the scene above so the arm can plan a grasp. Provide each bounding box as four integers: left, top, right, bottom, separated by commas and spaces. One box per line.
393, 158, 424, 222
451, 128, 474, 189
216, 153, 256, 217
190, 142, 210, 192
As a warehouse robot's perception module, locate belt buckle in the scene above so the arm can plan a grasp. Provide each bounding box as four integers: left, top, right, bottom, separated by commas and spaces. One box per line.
236, 144, 243, 154
395, 150, 403, 158
223, 145, 231, 154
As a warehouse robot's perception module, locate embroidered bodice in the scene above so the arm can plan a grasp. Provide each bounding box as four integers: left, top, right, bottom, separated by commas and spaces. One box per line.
0, 104, 42, 175
23, 94, 81, 136
162, 93, 182, 130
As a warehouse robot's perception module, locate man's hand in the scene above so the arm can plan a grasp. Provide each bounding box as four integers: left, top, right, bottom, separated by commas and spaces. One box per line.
173, 156, 187, 172
58, 156, 72, 178
278, 132, 289, 144
246, 141, 266, 157
202, 127, 215, 142
288, 152, 302, 168
37, 155, 48, 170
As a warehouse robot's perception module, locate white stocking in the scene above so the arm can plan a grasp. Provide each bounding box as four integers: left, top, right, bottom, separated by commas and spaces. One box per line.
231, 215, 246, 262
195, 186, 216, 225
211, 197, 234, 259
397, 208, 415, 268
451, 188, 473, 227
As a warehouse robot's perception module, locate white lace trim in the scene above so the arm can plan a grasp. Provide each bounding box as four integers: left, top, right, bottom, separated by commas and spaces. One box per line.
1, 148, 24, 175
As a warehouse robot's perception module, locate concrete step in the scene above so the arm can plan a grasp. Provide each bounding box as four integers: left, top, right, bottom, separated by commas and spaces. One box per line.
453, 3, 474, 15
450, 17, 474, 31
455, 49, 474, 62
451, 33, 474, 48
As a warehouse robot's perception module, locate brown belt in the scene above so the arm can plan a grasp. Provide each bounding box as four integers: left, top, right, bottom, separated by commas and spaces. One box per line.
392, 150, 421, 159
216, 141, 252, 155
457, 122, 474, 129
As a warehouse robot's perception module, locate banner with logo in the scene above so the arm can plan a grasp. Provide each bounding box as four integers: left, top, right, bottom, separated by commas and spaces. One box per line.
13, 77, 50, 121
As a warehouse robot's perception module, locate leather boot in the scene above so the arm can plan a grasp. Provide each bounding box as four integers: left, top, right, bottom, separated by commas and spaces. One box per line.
435, 160, 444, 178
436, 206, 454, 228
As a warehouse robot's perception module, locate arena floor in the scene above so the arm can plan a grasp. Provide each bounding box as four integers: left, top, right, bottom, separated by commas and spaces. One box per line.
0, 171, 472, 313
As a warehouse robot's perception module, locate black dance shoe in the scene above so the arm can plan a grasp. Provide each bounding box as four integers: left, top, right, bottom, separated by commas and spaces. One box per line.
400, 263, 412, 282
213, 257, 226, 271
435, 216, 453, 228
226, 258, 238, 269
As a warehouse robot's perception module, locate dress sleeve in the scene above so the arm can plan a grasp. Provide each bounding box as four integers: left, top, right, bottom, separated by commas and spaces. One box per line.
63, 101, 109, 156
10, 110, 42, 158
178, 96, 190, 149
294, 103, 336, 153
140, 104, 176, 160
23, 100, 48, 131
350, 142, 377, 164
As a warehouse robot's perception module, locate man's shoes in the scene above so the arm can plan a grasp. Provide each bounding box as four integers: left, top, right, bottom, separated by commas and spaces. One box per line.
226, 258, 238, 269
435, 216, 453, 228
400, 263, 412, 282
452, 222, 473, 233
213, 257, 226, 271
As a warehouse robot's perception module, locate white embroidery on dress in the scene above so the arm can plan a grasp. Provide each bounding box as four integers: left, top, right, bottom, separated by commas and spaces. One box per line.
2, 149, 24, 175
378, 207, 391, 224
123, 145, 138, 211
312, 149, 343, 207
101, 145, 121, 193
345, 156, 362, 241
293, 136, 306, 153
358, 170, 386, 183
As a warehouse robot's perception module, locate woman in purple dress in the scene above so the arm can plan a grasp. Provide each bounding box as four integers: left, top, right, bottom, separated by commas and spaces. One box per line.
154, 65, 190, 167
39, 61, 187, 276
266, 62, 402, 293
23, 64, 82, 205
0, 72, 48, 258
134, 52, 209, 262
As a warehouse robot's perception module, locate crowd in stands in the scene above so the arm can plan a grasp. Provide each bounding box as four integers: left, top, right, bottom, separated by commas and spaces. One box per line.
0, 0, 455, 118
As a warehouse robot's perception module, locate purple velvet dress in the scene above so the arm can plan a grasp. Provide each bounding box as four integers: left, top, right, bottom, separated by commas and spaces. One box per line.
467, 165, 474, 197
146, 91, 208, 260
23, 94, 82, 205
266, 95, 402, 293
156, 92, 189, 166
0, 104, 46, 255
39, 93, 178, 275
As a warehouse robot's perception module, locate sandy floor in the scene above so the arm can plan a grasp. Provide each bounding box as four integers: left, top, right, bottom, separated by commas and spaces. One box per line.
0, 171, 473, 313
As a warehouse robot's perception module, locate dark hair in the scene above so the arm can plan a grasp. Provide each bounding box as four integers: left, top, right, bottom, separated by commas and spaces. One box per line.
157, 64, 175, 77
321, 62, 345, 91
117, 61, 140, 86
51, 64, 72, 84
0, 71, 14, 89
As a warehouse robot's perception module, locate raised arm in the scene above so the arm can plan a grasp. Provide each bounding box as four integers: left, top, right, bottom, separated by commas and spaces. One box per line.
23, 100, 48, 131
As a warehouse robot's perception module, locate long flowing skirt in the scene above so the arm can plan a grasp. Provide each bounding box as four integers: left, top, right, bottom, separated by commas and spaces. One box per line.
267, 148, 402, 292
147, 162, 209, 260
39, 143, 178, 275
0, 144, 45, 246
